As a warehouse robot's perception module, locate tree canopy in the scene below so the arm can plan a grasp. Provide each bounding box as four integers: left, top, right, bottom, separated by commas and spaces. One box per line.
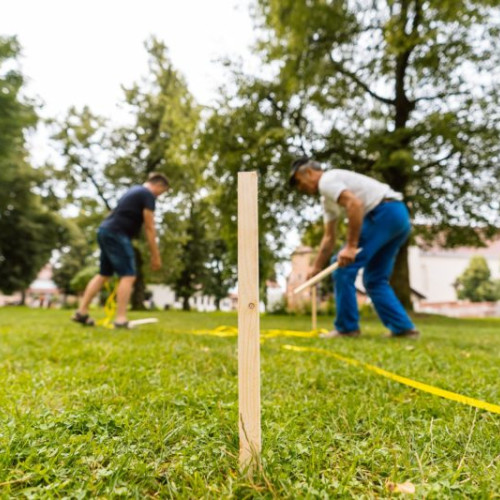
206, 0, 500, 305
0, 36, 69, 294
456, 256, 500, 302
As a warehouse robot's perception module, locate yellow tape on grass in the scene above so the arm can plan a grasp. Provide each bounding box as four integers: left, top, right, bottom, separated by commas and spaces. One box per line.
165, 325, 500, 414
192, 325, 325, 340
283, 344, 500, 415
96, 283, 117, 329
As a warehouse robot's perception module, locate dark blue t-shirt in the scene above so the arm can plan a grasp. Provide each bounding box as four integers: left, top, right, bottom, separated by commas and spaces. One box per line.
100, 186, 155, 238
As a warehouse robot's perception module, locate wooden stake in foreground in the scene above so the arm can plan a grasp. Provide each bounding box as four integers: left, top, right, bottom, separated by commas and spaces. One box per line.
237, 171, 261, 470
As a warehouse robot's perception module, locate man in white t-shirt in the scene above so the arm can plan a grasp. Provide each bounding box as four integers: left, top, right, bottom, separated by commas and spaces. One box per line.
290, 157, 419, 339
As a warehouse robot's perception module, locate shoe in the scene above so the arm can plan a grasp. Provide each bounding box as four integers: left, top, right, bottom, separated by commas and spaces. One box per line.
71, 312, 95, 326
385, 329, 420, 339
319, 330, 361, 338
113, 321, 130, 329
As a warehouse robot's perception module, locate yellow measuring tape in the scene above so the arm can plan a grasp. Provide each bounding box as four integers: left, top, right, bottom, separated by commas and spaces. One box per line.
96, 282, 118, 329
283, 345, 500, 415
189, 326, 500, 415
191, 325, 325, 339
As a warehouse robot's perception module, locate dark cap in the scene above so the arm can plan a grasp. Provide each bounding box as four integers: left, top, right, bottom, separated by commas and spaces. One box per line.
289, 156, 315, 187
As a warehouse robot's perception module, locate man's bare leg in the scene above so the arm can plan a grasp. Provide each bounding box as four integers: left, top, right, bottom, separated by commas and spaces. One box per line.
78, 274, 109, 315
115, 276, 136, 324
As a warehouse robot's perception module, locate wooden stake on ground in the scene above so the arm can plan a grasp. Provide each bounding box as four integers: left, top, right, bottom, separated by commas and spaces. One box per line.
311, 285, 317, 331
127, 318, 159, 328
237, 171, 261, 471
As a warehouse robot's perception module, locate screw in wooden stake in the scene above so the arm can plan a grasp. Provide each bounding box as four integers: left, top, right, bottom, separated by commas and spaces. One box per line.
237, 171, 261, 472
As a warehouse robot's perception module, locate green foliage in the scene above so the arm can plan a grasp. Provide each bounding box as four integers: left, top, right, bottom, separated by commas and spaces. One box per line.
50, 38, 221, 310
301, 216, 347, 250
222, 0, 500, 305
170, 202, 210, 311
456, 256, 500, 302
106, 38, 202, 191
0, 36, 70, 293
0, 309, 499, 497
52, 218, 95, 297
107, 38, 214, 309
201, 77, 308, 291
70, 266, 99, 294
202, 236, 234, 311
50, 106, 113, 210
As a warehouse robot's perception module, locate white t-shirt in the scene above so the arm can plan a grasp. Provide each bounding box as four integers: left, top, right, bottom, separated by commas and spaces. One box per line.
318, 169, 402, 223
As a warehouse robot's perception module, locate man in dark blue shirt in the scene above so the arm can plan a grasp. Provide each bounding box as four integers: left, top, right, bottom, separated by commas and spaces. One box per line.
72, 172, 169, 328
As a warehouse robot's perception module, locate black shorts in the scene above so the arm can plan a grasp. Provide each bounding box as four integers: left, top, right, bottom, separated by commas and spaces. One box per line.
97, 228, 136, 277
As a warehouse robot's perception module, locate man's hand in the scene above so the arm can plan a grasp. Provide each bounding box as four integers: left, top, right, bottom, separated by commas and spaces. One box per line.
151, 255, 162, 271
337, 246, 358, 267
306, 266, 322, 281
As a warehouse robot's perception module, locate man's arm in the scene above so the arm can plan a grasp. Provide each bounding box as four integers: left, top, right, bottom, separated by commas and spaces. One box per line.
306, 220, 337, 280
143, 209, 162, 271
336, 189, 363, 267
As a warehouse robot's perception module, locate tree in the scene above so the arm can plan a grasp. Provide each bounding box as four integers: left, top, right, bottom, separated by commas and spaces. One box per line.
203, 235, 234, 311
169, 201, 208, 311
51, 39, 212, 310
456, 256, 500, 302
0, 37, 69, 294
106, 37, 210, 309
217, 0, 500, 307
51, 217, 95, 301
50, 106, 114, 212
202, 77, 307, 297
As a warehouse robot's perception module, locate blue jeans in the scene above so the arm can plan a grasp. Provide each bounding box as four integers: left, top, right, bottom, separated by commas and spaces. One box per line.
332, 201, 415, 334
97, 228, 136, 277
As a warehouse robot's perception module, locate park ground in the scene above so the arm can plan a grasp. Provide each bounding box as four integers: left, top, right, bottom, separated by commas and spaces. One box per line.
0, 308, 499, 498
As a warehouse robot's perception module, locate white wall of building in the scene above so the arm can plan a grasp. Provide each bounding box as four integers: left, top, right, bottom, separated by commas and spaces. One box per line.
408, 246, 500, 303
147, 285, 176, 309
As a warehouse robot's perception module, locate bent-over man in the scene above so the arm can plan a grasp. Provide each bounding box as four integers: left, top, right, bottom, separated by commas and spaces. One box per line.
290, 157, 419, 339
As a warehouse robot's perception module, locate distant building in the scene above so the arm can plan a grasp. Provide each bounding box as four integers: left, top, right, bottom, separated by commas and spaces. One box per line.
0, 264, 60, 307
409, 237, 500, 317
409, 238, 500, 303
286, 246, 316, 310
286, 238, 500, 317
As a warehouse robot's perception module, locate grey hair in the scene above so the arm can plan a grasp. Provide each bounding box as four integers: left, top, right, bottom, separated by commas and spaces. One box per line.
297, 160, 322, 175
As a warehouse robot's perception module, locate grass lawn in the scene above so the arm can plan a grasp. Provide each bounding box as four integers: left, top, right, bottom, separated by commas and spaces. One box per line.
0, 308, 499, 498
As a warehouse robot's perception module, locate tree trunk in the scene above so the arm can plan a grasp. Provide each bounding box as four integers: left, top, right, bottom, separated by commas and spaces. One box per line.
182, 295, 190, 311
388, 34, 415, 312
131, 246, 147, 310
390, 239, 413, 310
20, 290, 26, 306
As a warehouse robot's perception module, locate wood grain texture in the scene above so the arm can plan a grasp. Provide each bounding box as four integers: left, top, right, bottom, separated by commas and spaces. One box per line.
237, 172, 261, 470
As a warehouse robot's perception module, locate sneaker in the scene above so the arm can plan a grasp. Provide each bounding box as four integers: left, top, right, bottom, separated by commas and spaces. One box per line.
385, 329, 420, 339
319, 330, 361, 339
113, 321, 130, 329
71, 312, 95, 326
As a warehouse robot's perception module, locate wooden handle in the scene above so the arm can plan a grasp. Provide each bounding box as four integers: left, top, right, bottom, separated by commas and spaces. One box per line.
293, 248, 362, 295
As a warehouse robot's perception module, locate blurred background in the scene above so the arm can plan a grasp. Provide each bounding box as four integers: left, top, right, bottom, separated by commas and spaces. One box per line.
1, 0, 499, 317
